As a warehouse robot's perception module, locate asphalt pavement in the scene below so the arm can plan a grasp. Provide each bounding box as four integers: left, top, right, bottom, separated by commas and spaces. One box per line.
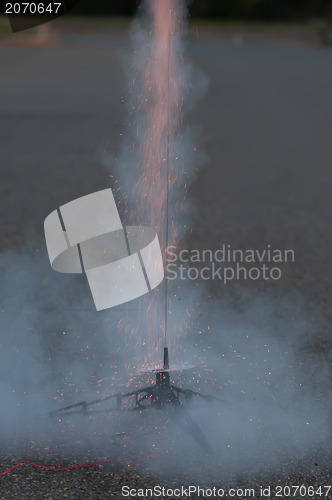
0, 23, 331, 499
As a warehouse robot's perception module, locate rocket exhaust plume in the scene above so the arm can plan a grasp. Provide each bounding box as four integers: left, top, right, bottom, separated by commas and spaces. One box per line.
132, 0, 181, 235
114, 0, 195, 366
134, 0, 176, 350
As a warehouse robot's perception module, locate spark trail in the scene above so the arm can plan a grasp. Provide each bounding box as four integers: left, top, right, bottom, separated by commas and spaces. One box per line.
118, 0, 192, 367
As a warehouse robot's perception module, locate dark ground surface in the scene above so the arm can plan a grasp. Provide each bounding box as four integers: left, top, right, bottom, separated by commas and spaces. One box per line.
0, 21, 331, 499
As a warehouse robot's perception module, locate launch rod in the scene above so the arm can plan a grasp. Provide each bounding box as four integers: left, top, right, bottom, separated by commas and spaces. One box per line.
164, 4, 172, 348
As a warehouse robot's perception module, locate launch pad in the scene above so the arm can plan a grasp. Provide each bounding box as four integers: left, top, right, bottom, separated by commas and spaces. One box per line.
49, 347, 225, 453
50, 347, 222, 415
